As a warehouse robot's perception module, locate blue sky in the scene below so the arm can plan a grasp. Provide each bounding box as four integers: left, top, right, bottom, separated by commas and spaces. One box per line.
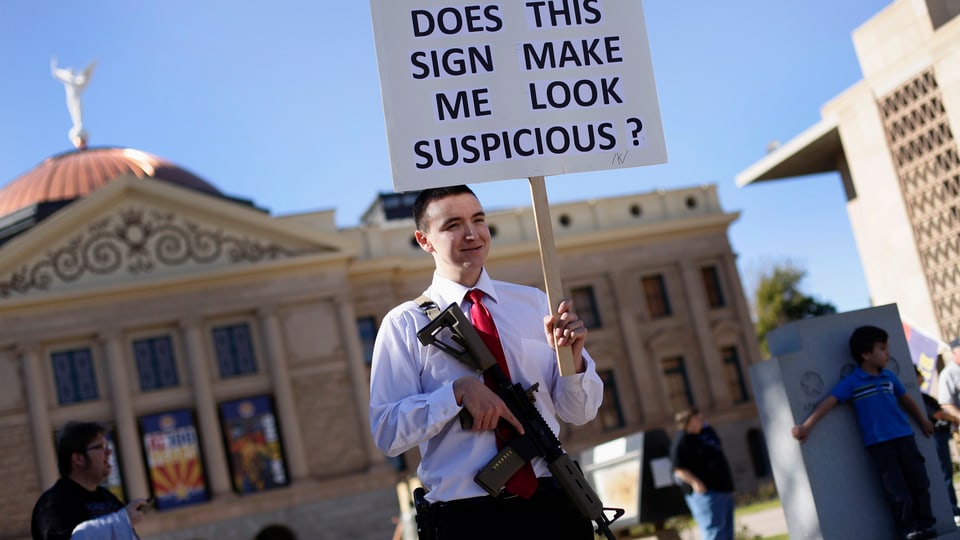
0, 1, 894, 313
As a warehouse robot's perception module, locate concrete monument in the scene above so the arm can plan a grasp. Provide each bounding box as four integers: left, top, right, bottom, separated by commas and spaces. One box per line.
750, 303, 960, 539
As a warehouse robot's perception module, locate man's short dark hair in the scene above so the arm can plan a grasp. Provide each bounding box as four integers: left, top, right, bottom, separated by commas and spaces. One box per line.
849, 325, 888, 365
412, 185, 476, 231
56, 421, 107, 478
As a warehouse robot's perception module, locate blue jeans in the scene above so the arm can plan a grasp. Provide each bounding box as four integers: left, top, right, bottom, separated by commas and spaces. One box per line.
684, 490, 734, 540
934, 430, 960, 515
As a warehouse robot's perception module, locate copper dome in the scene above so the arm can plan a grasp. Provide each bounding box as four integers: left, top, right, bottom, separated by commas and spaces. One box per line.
0, 147, 221, 217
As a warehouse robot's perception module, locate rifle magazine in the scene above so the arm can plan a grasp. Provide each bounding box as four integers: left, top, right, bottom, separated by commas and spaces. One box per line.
474, 445, 527, 497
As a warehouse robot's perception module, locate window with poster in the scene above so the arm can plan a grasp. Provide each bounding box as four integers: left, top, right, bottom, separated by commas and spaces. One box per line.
219, 395, 289, 494
138, 410, 210, 510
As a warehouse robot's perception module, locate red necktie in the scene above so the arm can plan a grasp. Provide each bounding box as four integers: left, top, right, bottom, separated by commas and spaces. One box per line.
467, 289, 538, 499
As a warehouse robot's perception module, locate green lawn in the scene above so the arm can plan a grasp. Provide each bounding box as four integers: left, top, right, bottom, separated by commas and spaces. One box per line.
736, 498, 782, 515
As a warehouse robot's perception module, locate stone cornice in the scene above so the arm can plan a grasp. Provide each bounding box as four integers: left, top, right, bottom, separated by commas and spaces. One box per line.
0, 206, 329, 298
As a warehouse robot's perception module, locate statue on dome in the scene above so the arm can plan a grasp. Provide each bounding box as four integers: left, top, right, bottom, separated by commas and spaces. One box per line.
51, 56, 97, 149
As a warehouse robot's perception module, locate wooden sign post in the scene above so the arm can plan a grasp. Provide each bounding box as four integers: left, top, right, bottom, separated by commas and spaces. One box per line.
528, 176, 575, 375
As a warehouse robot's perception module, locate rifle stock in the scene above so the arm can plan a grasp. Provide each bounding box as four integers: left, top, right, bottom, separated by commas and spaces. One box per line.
416, 302, 623, 540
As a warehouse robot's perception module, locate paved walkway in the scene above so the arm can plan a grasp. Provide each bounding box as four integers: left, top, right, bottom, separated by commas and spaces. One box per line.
675, 506, 788, 539
735, 506, 789, 538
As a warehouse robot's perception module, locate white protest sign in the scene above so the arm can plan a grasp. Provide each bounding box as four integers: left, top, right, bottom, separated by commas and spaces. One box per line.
370, 0, 667, 191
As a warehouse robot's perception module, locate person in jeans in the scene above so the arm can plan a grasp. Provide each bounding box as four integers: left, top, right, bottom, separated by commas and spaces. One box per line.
917, 365, 960, 524
671, 407, 735, 540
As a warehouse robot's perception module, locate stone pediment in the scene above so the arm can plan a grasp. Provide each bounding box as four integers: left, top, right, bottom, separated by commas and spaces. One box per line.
0, 175, 348, 299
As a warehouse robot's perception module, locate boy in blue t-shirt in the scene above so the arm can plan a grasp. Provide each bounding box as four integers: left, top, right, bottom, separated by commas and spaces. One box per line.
792, 325, 936, 540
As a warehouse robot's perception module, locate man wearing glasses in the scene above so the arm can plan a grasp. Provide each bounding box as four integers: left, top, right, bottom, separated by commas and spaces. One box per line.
31, 421, 151, 540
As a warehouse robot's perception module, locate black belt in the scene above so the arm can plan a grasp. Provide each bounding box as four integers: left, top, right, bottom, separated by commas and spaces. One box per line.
434, 477, 559, 511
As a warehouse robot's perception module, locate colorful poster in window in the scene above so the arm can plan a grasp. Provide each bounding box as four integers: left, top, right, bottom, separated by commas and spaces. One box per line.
219, 395, 289, 494
139, 410, 209, 510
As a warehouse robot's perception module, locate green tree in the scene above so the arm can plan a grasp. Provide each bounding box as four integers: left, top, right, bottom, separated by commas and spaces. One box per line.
754, 264, 837, 356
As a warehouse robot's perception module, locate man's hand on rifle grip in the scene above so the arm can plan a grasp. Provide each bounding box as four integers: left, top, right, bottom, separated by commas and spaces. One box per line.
453, 376, 525, 434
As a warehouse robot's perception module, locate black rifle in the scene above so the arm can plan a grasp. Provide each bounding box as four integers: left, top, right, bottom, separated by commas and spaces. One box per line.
417, 302, 623, 540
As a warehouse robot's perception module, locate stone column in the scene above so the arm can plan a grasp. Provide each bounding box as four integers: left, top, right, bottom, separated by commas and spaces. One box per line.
334, 294, 384, 463
722, 252, 763, 366
609, 271, 661, 423
257, 307, 308, 480
679, 260, 729, 407
100, 331, 148, 498
179, 318, 232, 496
20, 344, 57, 488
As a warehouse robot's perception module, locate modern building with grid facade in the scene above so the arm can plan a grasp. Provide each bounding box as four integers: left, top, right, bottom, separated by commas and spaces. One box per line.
0, 143, 768, 539
737, 0, 960, 344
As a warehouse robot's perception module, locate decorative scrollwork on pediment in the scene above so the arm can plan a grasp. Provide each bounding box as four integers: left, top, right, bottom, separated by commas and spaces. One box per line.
0, 207, 327, 297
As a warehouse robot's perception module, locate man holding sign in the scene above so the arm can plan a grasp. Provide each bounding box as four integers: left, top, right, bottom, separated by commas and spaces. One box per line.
368, 1, 657, 532
368, 185, 604, 539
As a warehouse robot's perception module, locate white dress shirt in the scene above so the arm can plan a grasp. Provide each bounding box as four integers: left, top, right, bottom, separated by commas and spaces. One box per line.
71, 509, 138, 540
368, 268, 604, 503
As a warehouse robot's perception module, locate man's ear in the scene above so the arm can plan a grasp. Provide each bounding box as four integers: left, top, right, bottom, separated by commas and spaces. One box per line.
71, 451, 85, 469
415, 230, 433, 253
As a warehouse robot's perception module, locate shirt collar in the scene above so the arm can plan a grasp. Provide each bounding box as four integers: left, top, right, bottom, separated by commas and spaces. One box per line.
853, 366, 883, 378
430, 267, 498, 306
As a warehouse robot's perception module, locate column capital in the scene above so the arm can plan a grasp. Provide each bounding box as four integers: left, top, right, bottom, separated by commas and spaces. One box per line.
14, 342, 40, 357
177, 316, 203, 332
256, 305, 279, 319
96, 329, 123, 344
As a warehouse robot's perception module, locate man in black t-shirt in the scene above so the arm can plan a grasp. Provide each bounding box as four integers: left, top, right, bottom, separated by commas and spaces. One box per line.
670, 407, 735, 540
31, 421, 151, 540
